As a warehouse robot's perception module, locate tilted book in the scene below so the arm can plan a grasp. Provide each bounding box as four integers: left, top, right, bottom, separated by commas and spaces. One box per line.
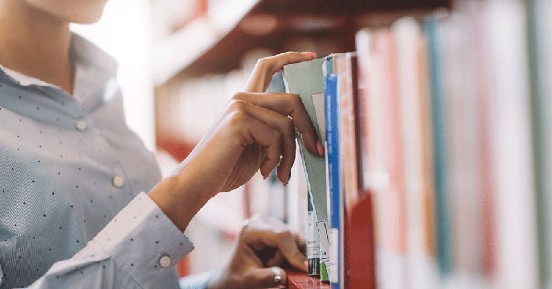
282, 58, 330, 279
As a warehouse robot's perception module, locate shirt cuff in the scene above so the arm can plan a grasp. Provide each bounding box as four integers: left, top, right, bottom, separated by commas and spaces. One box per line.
93, 192, 194, 287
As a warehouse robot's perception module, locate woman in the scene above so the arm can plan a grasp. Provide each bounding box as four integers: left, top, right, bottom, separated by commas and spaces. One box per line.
0, 0, 323, 288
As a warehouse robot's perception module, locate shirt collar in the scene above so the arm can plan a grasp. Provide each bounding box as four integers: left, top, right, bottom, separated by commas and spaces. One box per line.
1, 66, 55, 87
69, 33, 118, 76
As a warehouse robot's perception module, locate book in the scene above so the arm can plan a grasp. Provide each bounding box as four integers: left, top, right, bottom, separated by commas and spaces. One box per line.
469, 2, 496, 279
478, 0, 538, 287
392, 17, 440, 289
440, 8, 486, 286
353, 32, 379, 289
312, 90, 330, 282
345, 194, 376, 289
528, 0, 552, 287
424, 15, 452, 276
333, 52, 362, 289
323, 58, 340, 287
307, 191, 321, 276
334, 53, 360, 217
356, 27, 407, 289
283, 58, 330, 278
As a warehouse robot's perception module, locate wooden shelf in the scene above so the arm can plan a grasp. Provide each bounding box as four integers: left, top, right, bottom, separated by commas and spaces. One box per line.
286, 271, 330, 289
152, 0, 451, 84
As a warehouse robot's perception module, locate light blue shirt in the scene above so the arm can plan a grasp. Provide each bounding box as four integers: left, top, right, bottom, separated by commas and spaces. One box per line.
0, 34, 210, 289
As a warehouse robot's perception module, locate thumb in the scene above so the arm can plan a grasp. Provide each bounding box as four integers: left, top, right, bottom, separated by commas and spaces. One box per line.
245, 267, 287, 289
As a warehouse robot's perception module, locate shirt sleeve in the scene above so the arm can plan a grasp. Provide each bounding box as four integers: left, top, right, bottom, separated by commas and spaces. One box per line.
20, 192, 195, 289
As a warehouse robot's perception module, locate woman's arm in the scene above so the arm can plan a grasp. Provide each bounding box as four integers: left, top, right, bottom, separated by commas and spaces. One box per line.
8, 52, 319, 289
149, 51, 321, 232
22, 193, 189, 289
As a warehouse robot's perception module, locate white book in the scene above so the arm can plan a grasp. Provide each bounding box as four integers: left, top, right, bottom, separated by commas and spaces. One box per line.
480, 0, 539, 287
392, 17, 438, 289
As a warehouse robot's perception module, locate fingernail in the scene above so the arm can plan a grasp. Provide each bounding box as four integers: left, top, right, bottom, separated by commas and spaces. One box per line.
301, 51, 317, 58
303, 260, 308, 270
316, 141, 324, 156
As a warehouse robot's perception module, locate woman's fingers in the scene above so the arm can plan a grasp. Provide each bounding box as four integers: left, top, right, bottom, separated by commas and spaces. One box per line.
232, 92, 322, 157
242, 218, 308, 272
245, 227, 308, 272
226, 99, 296, 183
261, 51, 318, 74
274, 231, 309, 272
244, 267, 287, 289
225, 91, 323, 183
246, 51, 317, 92
226, 111, 282, 178
266, 250, 285, 267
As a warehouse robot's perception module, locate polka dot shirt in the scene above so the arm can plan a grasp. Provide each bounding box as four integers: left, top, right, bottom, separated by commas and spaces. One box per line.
0, 34, 206, 289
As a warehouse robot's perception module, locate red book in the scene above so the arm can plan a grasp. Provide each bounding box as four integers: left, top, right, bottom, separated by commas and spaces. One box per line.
345, 194, 376, 289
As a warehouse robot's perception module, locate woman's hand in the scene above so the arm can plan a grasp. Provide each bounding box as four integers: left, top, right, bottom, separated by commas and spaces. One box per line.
149, 52, 322, 232
245, 51, 318, 92
207, 217, 307, 289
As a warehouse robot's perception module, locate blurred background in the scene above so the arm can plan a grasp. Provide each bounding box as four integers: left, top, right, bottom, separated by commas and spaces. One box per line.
70, 0, 552, 288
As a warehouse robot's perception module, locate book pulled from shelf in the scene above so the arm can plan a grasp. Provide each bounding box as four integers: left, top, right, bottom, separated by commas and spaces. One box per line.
282, 58, 331, 280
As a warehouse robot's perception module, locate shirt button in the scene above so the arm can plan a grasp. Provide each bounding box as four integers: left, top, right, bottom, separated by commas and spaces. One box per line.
75, 120, 88, 131
112, 176, 125, 188
159, 255, 171, 268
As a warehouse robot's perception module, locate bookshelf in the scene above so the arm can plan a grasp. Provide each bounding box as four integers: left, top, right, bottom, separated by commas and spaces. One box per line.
152, 0, 451, 83
151, 0, 452, 287
151, 0, 552, 288
153, 0, 451, 163
286, 271, 330, 289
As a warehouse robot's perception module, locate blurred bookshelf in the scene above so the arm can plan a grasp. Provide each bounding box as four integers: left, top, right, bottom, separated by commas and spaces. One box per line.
146, 0, 552, 289
152, 0, 451, 83
151, 0, 482, 287
152, 0, 451, 173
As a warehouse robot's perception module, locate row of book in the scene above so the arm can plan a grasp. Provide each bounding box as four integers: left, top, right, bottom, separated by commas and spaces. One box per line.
280, 0, 552, 288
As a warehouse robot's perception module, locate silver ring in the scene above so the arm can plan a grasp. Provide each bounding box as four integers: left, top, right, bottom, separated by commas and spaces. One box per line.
272, 267, 282, 285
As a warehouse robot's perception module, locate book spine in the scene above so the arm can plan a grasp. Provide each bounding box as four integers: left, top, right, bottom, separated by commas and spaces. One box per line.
307, 189, 321, 276
317, 221, 331, 282
479, 0, 538, 287
424, 16, 452, 276
528, 0, 552, 287
324, 73, 340, 288
282, 58, 328, 278
393, 17, 440, 289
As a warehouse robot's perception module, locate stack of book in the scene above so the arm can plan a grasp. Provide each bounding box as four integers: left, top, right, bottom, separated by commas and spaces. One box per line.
280, 0, 552, 288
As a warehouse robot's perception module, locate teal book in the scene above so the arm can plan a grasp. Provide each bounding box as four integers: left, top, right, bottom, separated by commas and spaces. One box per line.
424, 16, 451, 275
282, 58, 330, 278
528, 0, 552, 287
